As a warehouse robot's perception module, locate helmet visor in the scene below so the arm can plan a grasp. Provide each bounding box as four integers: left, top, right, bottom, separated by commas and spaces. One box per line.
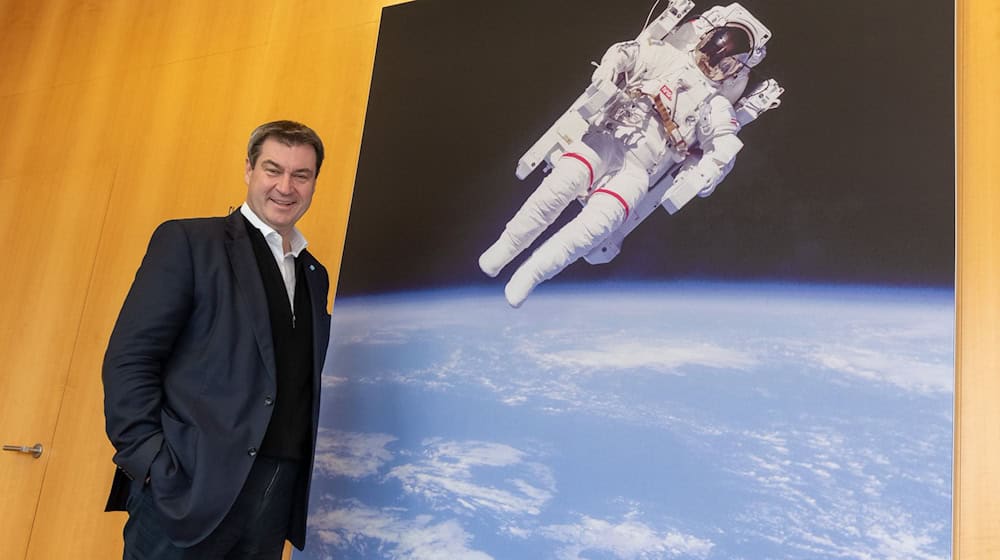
695, 26, 752, 81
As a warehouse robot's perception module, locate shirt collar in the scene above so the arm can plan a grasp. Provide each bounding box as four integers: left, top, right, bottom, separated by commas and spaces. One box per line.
240, 202, 308, 257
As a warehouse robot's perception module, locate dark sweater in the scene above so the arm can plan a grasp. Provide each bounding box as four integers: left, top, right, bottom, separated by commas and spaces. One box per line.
244, 217, 314, 460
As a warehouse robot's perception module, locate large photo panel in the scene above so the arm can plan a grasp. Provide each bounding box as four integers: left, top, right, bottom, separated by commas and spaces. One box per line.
301, 0, 955, 558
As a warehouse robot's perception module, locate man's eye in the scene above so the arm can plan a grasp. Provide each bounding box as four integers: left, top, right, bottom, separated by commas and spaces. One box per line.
265, 169, 280, 176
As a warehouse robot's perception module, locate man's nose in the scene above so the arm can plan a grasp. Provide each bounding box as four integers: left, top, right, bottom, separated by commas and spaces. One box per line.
275, 173, 294, 193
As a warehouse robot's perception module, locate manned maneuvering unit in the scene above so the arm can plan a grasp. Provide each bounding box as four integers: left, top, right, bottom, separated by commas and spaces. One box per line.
478, 0, 784, 307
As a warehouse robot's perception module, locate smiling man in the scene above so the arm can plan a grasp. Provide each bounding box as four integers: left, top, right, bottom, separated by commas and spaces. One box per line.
103, 120, 331, 559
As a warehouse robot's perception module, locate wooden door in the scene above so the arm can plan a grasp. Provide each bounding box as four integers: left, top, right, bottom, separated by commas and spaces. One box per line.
0, 1, 131, 556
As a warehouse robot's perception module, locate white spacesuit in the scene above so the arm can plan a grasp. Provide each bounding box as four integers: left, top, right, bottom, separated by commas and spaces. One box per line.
479, 1, 782, 307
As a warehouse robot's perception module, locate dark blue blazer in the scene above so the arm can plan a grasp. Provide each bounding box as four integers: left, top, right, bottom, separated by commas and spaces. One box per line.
103, 210, 330, 549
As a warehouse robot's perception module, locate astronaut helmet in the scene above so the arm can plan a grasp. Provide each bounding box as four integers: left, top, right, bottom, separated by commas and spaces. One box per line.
694, 25, 753, 81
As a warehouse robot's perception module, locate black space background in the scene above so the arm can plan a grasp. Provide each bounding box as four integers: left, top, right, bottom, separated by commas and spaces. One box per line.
334, 0, 954, 297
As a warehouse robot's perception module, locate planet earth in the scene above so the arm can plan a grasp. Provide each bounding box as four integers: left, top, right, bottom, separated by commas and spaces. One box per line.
297, 282, 953, 560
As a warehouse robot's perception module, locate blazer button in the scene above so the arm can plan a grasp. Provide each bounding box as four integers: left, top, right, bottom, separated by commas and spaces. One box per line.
264, 396, 274, 406
248, 447, 257, 457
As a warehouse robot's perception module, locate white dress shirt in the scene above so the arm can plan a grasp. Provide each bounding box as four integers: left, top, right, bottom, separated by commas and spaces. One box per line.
240, 203, 308, 316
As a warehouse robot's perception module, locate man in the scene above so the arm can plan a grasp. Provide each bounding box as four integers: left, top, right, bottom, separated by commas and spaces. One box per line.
103, 120, 331, 558
479, 3, 775, 307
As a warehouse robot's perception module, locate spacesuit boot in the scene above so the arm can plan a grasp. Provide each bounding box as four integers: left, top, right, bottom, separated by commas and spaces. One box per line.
504, 193, 627, 307
478, 231, 523, 279
479, 153, 594, 277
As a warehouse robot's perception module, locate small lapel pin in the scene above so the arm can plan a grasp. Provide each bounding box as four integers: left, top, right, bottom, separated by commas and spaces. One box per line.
309, 265, 315, 271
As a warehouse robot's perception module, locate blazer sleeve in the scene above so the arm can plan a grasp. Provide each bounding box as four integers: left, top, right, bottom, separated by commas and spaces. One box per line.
103, 220, 195, 482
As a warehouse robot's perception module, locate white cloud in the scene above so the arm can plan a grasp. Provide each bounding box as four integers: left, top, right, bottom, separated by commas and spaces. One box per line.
313, 429, 396, 479
868, 520, 949, 560
387, 440, 554, 517
540, 515, 714, 559
729, 424, 951, 560
533, 340, 756, 373
310, 501, 493, 560
425, 439, 526, 468
810, 345, 953, 393
321, 375, 348, 388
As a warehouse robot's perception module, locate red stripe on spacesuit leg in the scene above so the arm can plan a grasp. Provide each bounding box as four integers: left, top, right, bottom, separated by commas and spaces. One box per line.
561, 152, 594, 187
592, 188, 630, 219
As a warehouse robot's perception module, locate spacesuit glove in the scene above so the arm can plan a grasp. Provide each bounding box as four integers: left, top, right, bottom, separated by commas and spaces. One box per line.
591, 62, 619, 84
735, 79, 784, 123
662, 168, 712, 213
591, 41, 637, 84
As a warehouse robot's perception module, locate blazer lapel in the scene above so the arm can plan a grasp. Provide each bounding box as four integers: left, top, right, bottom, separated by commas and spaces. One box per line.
224, 211, 278, 383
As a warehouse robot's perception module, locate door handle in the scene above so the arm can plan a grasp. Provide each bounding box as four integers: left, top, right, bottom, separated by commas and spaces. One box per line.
3, 443, 43, 458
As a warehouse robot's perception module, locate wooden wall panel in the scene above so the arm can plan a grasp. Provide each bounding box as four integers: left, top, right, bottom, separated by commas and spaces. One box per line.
0, 1, 153, 97
955, 1, 1000, 558
3, 1, 391, 558
147, 0, 274, 66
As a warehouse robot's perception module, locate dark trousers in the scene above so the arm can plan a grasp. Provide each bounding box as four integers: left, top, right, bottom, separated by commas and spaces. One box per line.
122, 456, 299, 560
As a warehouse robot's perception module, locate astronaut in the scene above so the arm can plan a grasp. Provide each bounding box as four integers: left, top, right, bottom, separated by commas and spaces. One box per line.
478, 2, 777, 307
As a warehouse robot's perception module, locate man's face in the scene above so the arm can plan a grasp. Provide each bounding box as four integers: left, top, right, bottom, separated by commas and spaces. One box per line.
244, 137, 318, 236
